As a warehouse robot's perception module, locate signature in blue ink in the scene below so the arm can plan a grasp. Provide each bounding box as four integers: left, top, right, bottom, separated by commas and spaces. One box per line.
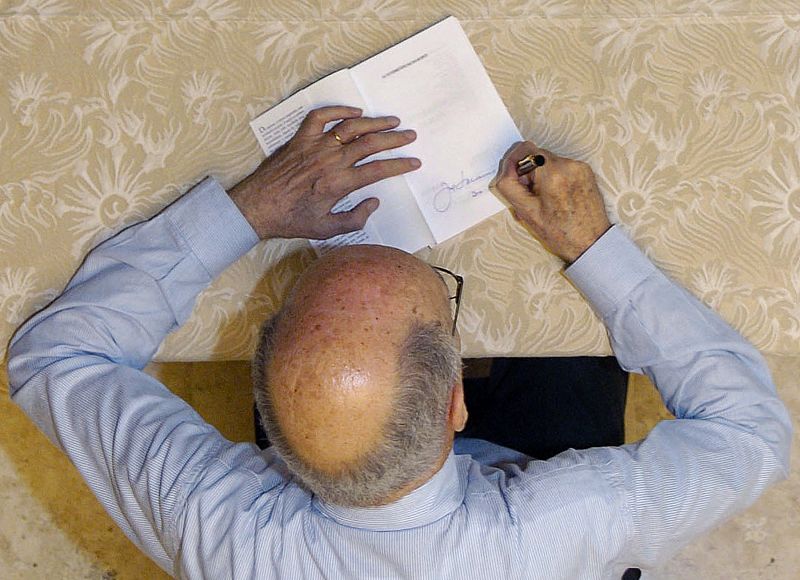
433, 169, 495, 212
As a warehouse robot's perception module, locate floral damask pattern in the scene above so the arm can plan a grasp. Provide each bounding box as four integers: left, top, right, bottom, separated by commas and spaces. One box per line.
1, 0, 799, 363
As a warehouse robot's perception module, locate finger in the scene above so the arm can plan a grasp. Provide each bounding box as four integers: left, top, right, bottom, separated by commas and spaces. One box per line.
500, 141, 558, 180
343, 157, 422, 191
498, 141, 538, 182
344, 129, 417, 164
495, 141, 558, 203
330, 116, 401, 144
322, 198, 380, 238
491, 142, 538, 204
297, 106, 363, 135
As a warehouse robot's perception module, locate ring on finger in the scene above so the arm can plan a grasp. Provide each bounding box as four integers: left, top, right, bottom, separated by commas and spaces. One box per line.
331, 131, 360, 145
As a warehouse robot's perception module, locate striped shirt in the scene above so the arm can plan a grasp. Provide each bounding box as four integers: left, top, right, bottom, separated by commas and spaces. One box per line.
8, 177, 791, 579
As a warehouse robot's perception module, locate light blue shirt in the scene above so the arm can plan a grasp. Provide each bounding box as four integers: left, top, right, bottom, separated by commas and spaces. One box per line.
8, 177, 792, 579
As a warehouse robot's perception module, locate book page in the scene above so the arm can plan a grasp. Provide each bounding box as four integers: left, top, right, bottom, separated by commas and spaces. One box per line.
351, 17, 522, 243
250, 70, 434, 254
250, 92, 310, 157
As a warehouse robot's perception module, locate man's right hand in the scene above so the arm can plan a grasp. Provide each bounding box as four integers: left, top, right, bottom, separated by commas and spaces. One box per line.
492, 141, 612, 264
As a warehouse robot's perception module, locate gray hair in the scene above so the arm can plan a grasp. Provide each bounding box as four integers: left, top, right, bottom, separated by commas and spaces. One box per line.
252, 313, 461, 507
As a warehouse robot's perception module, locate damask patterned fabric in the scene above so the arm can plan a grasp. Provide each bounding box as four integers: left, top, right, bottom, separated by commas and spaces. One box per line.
2, 0, 799, 361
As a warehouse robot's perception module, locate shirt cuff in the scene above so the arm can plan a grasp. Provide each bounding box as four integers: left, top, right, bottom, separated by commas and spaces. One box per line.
564, 224, 657, 317
166, 177, 260, 279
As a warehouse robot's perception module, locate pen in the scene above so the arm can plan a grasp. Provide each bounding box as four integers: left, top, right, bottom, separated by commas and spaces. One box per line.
517, 154, 545, 176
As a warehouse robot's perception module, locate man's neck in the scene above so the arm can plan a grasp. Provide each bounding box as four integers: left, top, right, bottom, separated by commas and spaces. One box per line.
378, 438, 452, 505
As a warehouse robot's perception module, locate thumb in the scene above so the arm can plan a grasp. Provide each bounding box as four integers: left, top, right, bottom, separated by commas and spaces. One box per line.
492, 141, 537, 205
499, 141, 537, 180
327, 197, 380, 237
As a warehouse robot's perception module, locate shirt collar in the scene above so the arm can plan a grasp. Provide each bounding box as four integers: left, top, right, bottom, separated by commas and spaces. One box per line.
312, 450, 464, 531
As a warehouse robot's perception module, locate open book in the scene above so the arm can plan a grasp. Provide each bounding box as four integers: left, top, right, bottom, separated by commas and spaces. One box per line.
250, 16, 522, 254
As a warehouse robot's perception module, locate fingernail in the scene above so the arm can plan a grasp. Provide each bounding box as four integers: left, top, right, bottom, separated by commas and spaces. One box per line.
367, 198, 380, 212
410, 158, 421, 168
388, 116, 400, 126
403, 130, 417, 138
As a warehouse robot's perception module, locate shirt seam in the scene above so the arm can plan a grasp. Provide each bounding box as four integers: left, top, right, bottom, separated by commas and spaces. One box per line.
508, 462, 603, 488
169, 437, 227, 566
165, 213, 214, 281
601, 268, 662, 324
208, 454, 282, 494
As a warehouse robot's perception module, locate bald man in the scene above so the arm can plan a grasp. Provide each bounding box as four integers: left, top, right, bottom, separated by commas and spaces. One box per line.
253, 243, 467, 507
9, 106, 791, 579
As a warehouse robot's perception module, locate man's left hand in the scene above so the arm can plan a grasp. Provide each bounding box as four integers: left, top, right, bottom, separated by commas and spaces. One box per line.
229, 106, 421, 240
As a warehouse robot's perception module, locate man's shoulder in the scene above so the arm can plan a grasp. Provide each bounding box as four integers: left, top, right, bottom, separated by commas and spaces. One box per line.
456, 439, 625, 514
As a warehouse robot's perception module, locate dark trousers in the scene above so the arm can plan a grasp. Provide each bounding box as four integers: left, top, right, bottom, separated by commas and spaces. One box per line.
457, 357, 629, 458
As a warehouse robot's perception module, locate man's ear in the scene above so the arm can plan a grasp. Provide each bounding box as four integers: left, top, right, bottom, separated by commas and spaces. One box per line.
450, 380, 468, 432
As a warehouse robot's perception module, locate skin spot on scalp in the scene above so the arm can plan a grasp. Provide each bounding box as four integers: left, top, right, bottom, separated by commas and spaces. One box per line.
272, 245, 455, 472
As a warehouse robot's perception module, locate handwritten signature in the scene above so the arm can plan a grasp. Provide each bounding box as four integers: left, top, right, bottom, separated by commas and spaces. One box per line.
433, 170, 495, 213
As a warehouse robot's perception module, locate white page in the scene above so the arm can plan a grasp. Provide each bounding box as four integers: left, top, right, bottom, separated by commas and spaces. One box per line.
250, 70, 435, 254
351, 17, 522, 243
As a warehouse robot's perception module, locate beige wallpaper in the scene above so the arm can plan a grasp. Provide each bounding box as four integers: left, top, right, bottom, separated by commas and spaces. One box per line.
1, 0, 799, 361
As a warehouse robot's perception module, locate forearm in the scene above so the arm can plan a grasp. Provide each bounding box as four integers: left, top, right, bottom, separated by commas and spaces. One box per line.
555, 225, 791, 567
566, 225, 792, 467
494, 144, 791, 568
9, 177, 258, 387
6, 177, 259, 569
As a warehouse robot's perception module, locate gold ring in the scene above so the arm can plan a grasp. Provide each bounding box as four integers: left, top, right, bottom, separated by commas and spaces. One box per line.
332, 131, 344, 144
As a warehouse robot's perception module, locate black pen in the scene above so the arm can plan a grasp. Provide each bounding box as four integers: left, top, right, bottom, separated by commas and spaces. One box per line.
517, 154, 545, 176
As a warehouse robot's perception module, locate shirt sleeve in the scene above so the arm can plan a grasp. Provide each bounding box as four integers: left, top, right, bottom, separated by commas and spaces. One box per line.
6, 177, 261, 573
558, 225, 793, 569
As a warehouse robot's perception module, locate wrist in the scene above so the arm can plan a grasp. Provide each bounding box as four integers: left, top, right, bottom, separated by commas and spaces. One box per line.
228, 177, 271, 240
564, 223, 614, 266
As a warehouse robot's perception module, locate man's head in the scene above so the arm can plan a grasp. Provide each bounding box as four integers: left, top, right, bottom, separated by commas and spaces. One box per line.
252, 245, 467, 507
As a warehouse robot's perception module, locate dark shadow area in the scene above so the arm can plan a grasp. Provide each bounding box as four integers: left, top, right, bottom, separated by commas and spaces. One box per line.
459, 356, 628, 459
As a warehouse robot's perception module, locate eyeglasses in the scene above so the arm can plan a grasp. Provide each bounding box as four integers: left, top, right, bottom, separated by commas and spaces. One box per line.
431, 266, 464, 336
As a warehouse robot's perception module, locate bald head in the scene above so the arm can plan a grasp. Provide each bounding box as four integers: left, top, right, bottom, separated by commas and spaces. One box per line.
269, 245, 451, 472
253, 246, 466, 506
